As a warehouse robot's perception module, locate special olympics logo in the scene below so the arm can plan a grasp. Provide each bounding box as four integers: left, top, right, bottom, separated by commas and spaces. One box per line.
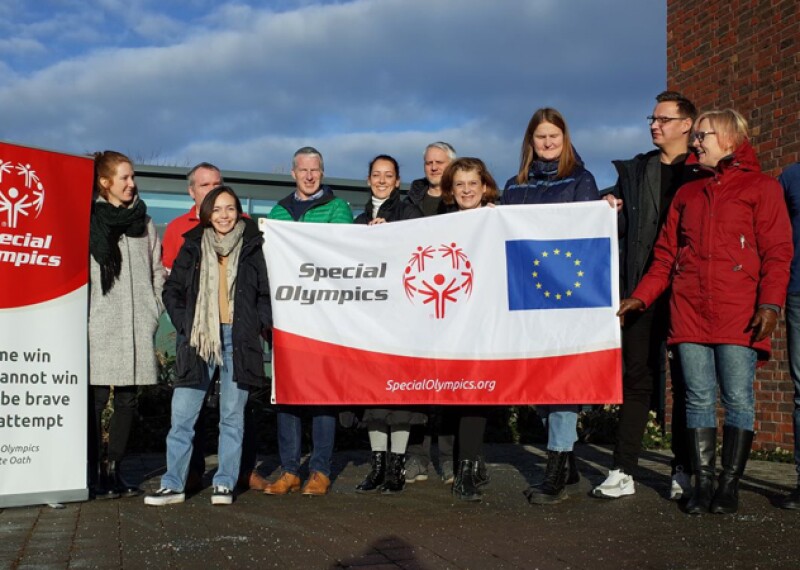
402, 242, 474, 319
0, 160, 45, 229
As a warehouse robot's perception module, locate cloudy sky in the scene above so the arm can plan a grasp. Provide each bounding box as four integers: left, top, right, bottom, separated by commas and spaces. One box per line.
0, 0, 666, 189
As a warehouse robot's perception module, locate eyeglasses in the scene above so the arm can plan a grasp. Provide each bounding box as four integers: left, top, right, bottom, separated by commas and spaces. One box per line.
691, 131, 717, 143
647, 116, 687, 125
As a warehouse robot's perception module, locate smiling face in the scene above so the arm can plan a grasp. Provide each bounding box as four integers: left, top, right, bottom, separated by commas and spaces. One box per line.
210, 191, 239, 237
650, 101, 692, 151
532, 121, 564, 162
291, 154, 323, 199
189, 167, 222, 213
368, 158, 400, 200
424, 147, 451, 188
693, 117, 733, 167
452, 168, 486, 210
102, 161, 136, 206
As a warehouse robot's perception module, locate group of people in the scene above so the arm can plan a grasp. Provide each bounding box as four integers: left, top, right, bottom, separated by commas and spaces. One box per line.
85, 89, 800, 516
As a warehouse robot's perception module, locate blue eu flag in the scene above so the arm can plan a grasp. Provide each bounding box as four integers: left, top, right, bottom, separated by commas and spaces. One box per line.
506, 238, 612, 310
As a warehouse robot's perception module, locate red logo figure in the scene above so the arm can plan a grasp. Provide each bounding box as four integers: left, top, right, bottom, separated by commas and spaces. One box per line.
403, 242, 474, 319
0, 160, 46, 229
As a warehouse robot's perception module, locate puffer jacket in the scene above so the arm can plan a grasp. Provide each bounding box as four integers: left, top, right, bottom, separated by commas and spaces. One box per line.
632, 140, 792, 356
163, 218, 272, 387
268, 186, 353, 224
354, 189, 422, 224
500, 151, 599, 205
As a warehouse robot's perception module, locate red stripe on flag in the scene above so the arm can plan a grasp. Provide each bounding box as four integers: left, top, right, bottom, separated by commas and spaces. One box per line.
272, 329, 621, 405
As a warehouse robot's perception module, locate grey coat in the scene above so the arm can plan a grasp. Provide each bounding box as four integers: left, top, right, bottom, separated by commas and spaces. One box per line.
88, 212, 165, 386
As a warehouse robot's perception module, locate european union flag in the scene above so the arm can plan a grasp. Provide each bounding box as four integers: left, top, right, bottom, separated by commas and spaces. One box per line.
506, 238, 612, 310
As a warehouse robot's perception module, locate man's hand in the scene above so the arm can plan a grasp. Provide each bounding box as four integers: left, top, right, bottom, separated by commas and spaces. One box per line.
749, 307, 778, 342
604, 194, 623, 212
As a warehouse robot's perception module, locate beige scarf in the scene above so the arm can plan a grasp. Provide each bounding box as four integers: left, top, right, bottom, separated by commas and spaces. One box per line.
189, 220, 245, 365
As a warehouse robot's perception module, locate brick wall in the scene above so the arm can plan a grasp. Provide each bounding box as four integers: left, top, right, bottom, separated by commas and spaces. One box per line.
666, 0, 800, 450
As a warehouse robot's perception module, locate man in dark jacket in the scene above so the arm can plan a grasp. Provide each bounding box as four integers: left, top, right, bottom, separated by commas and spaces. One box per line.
405, 142, 456, 217
592, 91, 698, 500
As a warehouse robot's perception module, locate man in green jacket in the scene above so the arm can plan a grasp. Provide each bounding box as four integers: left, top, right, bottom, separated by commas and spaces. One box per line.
264, 146, 352, 496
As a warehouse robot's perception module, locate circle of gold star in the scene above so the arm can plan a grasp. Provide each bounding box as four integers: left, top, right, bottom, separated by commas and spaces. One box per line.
530, 250, 583, 301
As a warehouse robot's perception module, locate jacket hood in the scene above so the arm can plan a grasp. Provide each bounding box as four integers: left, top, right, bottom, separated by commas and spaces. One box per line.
687, 138, 762, 176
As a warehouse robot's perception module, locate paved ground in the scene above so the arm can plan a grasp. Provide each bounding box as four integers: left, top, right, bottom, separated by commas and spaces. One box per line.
1, 443, 799, 570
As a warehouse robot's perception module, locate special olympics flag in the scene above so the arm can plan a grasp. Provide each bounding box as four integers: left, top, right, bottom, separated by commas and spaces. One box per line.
261, 201, 621, 405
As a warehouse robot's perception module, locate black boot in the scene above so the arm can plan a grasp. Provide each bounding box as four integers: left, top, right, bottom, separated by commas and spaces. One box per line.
565, 451, 580, 486
109, 459, 142, 498
381, 453, 406, 494
685, 428, 716, 515
93, 460, 120, 500
780, 480, 800, 510
452, 460, 481, 502
356, 451, 386, 493
525, 451, 569, 505
710, 426, 753, 514
473, 455, 491, 488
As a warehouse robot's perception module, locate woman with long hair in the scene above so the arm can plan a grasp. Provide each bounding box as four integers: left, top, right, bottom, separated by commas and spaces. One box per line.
501, 108, 600, 505
88, 150, 164, 499
145, 186, 271, 506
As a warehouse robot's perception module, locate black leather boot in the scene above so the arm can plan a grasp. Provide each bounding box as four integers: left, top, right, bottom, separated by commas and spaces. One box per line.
525, 451, 569, 505
356, 451, 386, 493
381, 453, 406, 494
710, 426, 753, 514
473, 455, 490, 488
452, 460, 481, 502
685, 428, 716, 515
109, 459, 142, 498
93, 460, 120, 500
565, 451, 580, 486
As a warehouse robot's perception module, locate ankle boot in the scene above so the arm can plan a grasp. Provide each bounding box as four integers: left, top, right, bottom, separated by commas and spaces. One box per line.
356, 451, 386, 493
381, 453, 406, 494
93, 460, 120, 500
525, 451, 569, 505
565, 451, 580, 486
710, 426, 753, 514
473, 455, 491, 488
452, 459, 481, 502
685, 428, 716, 515
109, 459, 142, 498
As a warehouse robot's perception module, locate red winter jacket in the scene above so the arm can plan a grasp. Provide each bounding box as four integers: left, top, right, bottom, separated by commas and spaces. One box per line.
632, 140, 792, 356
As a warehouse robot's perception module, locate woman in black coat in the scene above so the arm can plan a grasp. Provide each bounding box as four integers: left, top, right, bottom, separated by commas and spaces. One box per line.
145, 186, 271, 507
354, 155, 425, 494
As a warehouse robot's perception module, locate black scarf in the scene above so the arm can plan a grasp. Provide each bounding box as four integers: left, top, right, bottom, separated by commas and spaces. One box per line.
89, 197, 148, 294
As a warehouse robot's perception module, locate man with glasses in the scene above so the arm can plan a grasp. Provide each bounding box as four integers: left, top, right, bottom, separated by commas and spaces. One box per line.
263, 146, 353, 496
592, 91, 699, 500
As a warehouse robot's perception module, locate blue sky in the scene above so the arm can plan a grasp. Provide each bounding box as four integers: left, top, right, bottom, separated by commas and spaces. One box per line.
0, 0, 667, 189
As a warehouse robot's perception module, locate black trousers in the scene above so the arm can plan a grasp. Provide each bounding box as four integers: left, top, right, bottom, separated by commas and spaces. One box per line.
89, 385, 137, 464
440, 406, 488, 462
613, 301, 689, 473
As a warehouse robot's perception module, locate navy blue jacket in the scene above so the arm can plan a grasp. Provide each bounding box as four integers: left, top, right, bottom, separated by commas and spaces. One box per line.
780, 162, 800, 294
500, 153, 599, 205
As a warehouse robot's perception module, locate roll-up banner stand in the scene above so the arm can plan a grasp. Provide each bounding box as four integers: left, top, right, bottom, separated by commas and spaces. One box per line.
0, 141, 93, 508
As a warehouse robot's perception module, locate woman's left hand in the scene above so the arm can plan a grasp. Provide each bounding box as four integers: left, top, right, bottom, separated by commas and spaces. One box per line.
749, 307, 779, 341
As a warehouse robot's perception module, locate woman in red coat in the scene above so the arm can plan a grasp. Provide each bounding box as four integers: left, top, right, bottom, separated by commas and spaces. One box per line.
618, 109, 792, 515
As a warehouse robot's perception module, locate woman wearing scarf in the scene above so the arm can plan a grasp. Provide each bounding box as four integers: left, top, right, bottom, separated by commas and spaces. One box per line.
353, 155, 424, 494
88, 151, 165, 499
501, 108, 600, 505
146, 186, 271, 506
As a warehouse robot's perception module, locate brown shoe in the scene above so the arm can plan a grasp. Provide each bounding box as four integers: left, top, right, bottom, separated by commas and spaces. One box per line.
301, 471, 331, 496
263, 472, 301, 495
247, 471, 269, 491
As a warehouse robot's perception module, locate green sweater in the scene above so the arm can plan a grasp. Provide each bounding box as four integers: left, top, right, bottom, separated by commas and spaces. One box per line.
268, 189, 353, 224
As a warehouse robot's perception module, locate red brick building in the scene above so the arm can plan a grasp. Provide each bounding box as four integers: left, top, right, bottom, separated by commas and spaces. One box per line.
667, 0, 800, 450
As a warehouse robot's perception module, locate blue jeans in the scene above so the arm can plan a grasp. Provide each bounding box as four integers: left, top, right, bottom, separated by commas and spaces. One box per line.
538, 405, 579, 452
162, 325, 248, 491
277, 408, 335, 477
786, 294, 800, 474
677, 342, 756, 431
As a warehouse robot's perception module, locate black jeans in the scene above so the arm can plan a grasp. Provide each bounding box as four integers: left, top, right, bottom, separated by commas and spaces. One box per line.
90, 385, 137, 463
614, 301, 689, 474
440, 406, 488, 462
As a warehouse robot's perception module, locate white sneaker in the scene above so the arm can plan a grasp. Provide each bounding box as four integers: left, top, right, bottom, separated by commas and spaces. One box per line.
591, 469, 635, 499
670, 467, 692, 500
211, 485, 233, 505
144, 488, 185, 506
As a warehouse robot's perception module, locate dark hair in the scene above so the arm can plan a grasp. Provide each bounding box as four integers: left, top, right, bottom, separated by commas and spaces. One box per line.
93, 150, 132, 199
368, 154, 400, 178
441, 157, 499, 207
516, 108, 577, 184
198, 185, 243, 227
187, 162, 223, 186
656, 91, 697, 121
